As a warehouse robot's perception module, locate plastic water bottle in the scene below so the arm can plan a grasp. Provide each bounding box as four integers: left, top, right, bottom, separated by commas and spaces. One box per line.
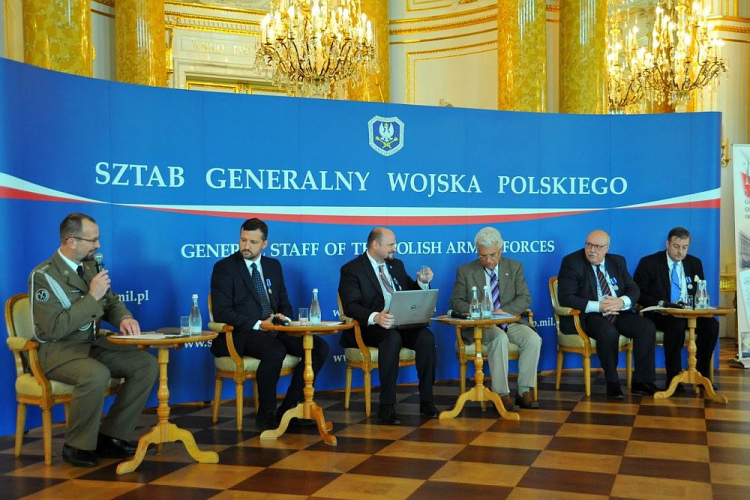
469, 286, 480, 319
189, 293, 202, 335
695, 279, 709, 309
310, 288, 322, 325
481, 285, 493, 319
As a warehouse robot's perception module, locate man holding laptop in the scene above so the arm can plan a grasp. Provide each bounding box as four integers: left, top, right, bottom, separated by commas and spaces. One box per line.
450, 227, 541, 410
338, 227, 439, 424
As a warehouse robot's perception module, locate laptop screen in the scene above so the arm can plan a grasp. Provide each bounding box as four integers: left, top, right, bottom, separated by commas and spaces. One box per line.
387, 289, 439, 328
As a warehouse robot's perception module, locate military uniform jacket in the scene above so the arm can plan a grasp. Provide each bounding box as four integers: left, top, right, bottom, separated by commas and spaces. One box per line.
28, 251, 133, 374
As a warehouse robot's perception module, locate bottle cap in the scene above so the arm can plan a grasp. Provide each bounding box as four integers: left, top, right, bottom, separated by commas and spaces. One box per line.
192, 293, 198, 299
313, 288, 318, 293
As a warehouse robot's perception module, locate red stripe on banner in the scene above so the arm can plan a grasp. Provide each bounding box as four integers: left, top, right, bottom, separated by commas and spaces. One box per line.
0, 187, 90, 204
142, 206, 599, 225
626, 199, 720, 210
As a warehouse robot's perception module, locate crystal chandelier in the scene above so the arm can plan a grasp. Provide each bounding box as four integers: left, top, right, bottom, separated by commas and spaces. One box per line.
255, 0, 377, 98
606, 8, 648, 114
642, 0, 727, 107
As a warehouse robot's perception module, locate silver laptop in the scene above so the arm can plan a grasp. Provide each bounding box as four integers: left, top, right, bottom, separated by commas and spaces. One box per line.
387, 289, 439, 328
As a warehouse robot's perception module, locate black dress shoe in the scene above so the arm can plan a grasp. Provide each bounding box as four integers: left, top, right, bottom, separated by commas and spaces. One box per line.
256, 407, 278, 431
377, 404, 402, 425
63, 444, 98, 467
631, 382, 658, 396
606, 382, 625, 399
515, 391, 539, 409
420, 401, 439, 418
96, 434, 137, 459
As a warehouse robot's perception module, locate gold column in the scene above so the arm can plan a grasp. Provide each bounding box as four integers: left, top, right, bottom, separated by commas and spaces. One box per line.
116, 0, 166, 87
559, 0, 606, 114
23, 0, 92, 76
497, 0, 547, 112
348, 0, 389, 102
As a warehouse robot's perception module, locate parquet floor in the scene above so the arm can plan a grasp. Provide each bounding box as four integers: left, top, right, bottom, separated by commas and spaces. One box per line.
2, 338, 749, 499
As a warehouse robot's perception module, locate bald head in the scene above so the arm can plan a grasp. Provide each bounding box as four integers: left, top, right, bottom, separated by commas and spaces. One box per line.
367, 227, 396, 263
584, 230, 610, 265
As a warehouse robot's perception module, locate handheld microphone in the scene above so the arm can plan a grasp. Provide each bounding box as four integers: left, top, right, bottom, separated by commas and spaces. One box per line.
93, 252, 105, 273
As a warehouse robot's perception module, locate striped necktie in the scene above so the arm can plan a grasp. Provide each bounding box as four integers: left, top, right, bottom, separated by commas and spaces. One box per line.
597, 265, 616, 323
379, 264, 394, 294
670, 263, 681, 302
489, 270, 501, 309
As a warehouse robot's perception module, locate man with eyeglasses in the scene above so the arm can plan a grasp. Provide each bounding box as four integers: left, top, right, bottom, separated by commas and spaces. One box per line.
27, 213, 158, 467
557, 229, 656, 399
633, 227, 719, 393
449, 227, 541, 410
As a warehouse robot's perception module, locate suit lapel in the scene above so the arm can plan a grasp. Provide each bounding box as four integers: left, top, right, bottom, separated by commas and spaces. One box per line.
361, 253, 382, 292
659, 252, 671, 293
497, 259, 510, 301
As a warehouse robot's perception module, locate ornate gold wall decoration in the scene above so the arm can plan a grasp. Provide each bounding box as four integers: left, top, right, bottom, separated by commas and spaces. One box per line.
497, 0, 547, 112
23, 0, 93, 76
116, 0, 166, 86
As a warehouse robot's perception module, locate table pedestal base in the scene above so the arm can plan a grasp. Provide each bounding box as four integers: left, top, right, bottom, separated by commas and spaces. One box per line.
117, 422, 219, 474
439, 386, 520, 421
261, 403, 336, 445
654, 368, 728, 403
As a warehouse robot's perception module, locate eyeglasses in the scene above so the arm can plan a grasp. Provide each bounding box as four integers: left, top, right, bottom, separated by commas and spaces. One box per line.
585, 242, 608, 251
478, 251, 500, 260
70, 236, 99, 244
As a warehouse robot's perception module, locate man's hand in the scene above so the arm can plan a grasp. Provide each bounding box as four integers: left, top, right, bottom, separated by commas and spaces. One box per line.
89, 270, 111, 300
119, 317, 141, 335
417, 266, 434, 284
376, 311, 395, 329
600, 296, 624, 315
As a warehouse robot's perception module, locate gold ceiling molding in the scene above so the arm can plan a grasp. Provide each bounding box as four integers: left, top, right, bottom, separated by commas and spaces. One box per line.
166, 11, 259, 27
717, 16, 750, 24
390, 14, 496, 35
391, 3, 495, 24
406, 0, 454, 13
406, 40, 495, 103
392, 27, 497, 45
715, 25, 750, 34
166, 1, 266, 16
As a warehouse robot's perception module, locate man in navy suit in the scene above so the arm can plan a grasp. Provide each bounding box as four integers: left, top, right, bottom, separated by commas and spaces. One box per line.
557, 229, 656, 399
338, 227, 438, 424
211, 218, 329, 430
634, 227, 719, 392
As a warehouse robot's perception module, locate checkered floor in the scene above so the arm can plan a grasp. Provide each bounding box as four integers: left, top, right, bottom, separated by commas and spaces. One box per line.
2, 339, 749, 499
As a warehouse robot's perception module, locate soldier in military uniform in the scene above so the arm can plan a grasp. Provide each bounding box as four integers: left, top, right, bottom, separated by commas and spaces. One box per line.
29, 213, 158, 467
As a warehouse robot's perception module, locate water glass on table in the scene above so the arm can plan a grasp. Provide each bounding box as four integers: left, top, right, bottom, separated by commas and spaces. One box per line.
299, 308, 309, 326
180, 316, 190, 335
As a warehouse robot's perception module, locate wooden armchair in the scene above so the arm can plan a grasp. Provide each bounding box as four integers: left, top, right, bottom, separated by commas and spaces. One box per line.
549, 277, 632, 396
337, 294, 416, 416
5, 293, 121, 464
207, 293, 300, 430
453, 309, 538, 402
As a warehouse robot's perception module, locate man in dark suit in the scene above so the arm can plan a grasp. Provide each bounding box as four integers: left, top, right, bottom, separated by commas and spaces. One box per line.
338, 227, 438, 424
557, 229, 656, 399
29, 213, 158, 467
211, 218, 329, 430
634, 227, 719, 391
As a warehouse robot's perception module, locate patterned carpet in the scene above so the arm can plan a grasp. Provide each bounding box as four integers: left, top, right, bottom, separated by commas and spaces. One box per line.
1, 338, 749, 500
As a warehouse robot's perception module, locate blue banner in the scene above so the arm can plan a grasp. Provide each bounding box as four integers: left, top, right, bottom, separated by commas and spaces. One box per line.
0, 59, 721, 436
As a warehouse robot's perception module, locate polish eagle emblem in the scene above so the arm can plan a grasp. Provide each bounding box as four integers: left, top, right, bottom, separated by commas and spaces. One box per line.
368, 116, 405, 156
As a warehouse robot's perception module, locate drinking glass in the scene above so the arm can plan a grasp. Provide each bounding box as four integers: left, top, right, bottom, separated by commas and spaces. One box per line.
684, 296, 694, 310
299, 308, 309, 326
180, 316, 190, 335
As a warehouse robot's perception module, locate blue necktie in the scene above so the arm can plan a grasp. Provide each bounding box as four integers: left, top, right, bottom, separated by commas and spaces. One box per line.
597, 265, 616, 323
670, 263, 681, 302
490, 270, 501, 309
251, 262, 273, 319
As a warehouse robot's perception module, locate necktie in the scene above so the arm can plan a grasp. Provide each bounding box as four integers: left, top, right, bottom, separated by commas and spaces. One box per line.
490, 270, 501, 310
670, 263, 681, 302
597, 265, 616, 323
379, 264, 394, 294
76, 265, 86, 282
251, 263, 273, 319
